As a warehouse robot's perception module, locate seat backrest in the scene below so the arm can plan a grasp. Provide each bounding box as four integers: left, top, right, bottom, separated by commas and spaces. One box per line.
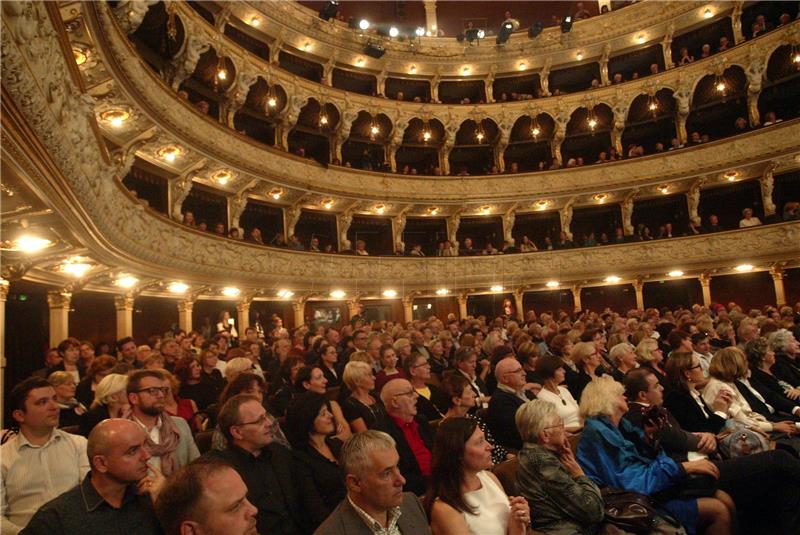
568, 432, 581, 453
195, 429, 215, 454
492, 457, 520, 496
325, 386, 341, 401
60, 425, 81, 435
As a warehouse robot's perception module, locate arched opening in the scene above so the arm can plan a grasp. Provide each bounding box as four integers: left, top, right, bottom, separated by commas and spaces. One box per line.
288, 99, 340, 165
504, 113, 555, 171
397, 118, 445, 175
341, 111, 392, 170
686, 65, 747, 140
622, 88, 677, 153
448, 118, 499, 175
561, 104, 613, 164
233, 78, 286, 146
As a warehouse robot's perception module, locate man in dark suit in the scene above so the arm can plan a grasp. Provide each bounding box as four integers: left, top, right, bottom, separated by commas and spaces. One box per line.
486, 357, 534, 451
378, 379, 434, 496
206, 394, 306, 535
314, 430, 432, 535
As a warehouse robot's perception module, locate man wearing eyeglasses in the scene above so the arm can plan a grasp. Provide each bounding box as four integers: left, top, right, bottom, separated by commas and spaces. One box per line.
207, 394, 306, 535
126, 370, 199, 478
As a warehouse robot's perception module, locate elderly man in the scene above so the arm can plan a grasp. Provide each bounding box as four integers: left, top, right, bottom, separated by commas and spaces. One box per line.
21, 419, 163, 535
379, 379, 433, 496
2, 378, 89, 534
156, 458, 258, 535
410, 330, 431, 360
127, 370, 199, 476
206, 394, 305, 535
486, 357, 534, 451
314, 431, 432, 535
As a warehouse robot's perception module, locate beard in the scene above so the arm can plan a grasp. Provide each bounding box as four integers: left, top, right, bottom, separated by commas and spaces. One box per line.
139, 402, 164, 416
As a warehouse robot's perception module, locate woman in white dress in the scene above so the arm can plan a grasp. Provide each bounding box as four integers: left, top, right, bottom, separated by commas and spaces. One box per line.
534, 355, 583, 433
425, 417, 530, 535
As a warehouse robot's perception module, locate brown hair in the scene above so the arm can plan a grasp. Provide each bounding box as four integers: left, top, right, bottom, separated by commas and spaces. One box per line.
708, 347, 748, 382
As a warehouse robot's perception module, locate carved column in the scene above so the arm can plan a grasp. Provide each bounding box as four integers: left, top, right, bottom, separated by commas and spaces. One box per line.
540, 58, 552, 97
513, 288, 525, 320
495, 128, 509, 172
393, 211, 408, 251
485, 68, 496, 103
447, 210, 462, 249
402, 296, 414, 324
423, 0, 438, 35
552, 114, 568, 166
760, 162, 777, 217
292, 301, 305, 328
337, 210, 354, 251
686, 177, 705, 224
559, 198, 575, 241
442, 141, 455, 175
376, 68, 388, 97
600, 44, 611, 86
177, 300, 194, 333
47, 290, 72, 347
114, 294, 135, 339
0, 280, 8, 424
746, 51, 767, 127
731, 1, 744, 45
431, 71, 441, 102
571, 285, 582, 312
347, 299, 362, 321
698, 273, 712, 307
770, 265, 786, 307
621, 190, 637, 236
387, 124, 404, 172
236, 300, 251, 332
502, 205, 517, 245
661, 23, 675, 70
633, 279, 645, 310
611, 102, 628, 156
674, 82, 691, 146
458, 292, 469, 320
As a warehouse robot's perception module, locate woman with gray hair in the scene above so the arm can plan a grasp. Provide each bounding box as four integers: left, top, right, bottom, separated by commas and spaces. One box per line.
79, 373, 130, 436
769, 328, 800, 387
746, 337, 800, 408
47, 371, 87, 428
515, 399, 605, 534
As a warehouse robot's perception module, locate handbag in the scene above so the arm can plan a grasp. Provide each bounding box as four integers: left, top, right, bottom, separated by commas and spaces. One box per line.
601, 488, 685, 535
716, 420, 770, 458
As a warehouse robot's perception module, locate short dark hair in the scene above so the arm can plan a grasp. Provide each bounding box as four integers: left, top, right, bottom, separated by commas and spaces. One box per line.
439, 372, 469, 409
127, 369, 165, 395
116, 337, 135, 351
624, 368, 654, 402
9, 377, 52, 414
690, 332, 709, 346
217, 394, 260, 442
283, 392, 331, 450
57, 337, 79, 355
667, 330, 691, 351
155, 457, 234, 535
293, 365, 320, 393
536, 355, 564, 380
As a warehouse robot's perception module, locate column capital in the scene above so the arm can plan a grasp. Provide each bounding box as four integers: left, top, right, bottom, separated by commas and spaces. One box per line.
114, 294, 135, 311
47, 290, 72, 308
769, 264, 784, 281
457, 292, 469, 304
570, 284, 582, 297
698, 272, 712, 286
0, 279, 8, 301
633, 278, 644, 291
176, 299, 194, 313
512, 287, 526, 299
236, 301, 251, 313
292, 301, 304, 312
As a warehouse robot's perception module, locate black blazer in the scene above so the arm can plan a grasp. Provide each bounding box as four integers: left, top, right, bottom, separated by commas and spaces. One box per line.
415, 385, 447, 422
772, 354, 800, 387
751, 368, 800, 415
663, 388, 727, 434
292, 439, 346, 531
320, 363, 342, 388
486, 389, 530, 451
735, 380, 796, 422
381, 415, 434, 496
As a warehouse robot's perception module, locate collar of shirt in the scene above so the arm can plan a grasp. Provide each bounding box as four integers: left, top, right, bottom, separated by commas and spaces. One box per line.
16, 428, 60, 449
230, 443, 270, 461
347, 495, 402, 533
132, 414, 162, 433
79, 472, 138, 512
389, 414, 417, 431
496, 383, 527, 401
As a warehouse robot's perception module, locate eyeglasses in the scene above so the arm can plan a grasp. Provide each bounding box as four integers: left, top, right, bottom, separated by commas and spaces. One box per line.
393, 389, 418, 398
413, 361, 430, 368
134, 386, 170, 397
236, 413, 271, 427
544, 421, 565, 430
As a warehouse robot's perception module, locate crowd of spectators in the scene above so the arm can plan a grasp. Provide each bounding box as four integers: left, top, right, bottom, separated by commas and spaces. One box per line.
5, 296, 800, 534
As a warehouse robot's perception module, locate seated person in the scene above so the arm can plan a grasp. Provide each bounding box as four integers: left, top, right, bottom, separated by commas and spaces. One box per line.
515, 400, 606, 534
314, 430, 432, 535
402, 353, 448, 421
2, 378, 89, 534
21, 419, 162, 535
533, 355, 582, 432
380, 379, 434, 496
425, 417, 530, 535
486, 357, 534, 451
738, 208, 762, 228
608, 342, 639, 383
80, 373, 130, 436
284, 393, 346, 531
294, 365, 351, 442
576, 377, 735, 535
341, 361, 390, 433
47, 371, 87, 428
745, 337, 800, 416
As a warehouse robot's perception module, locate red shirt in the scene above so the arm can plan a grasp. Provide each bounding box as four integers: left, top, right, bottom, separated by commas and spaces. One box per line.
390, 415, 431, 476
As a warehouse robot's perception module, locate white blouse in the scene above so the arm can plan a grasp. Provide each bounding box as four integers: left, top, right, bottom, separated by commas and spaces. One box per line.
463, 471, 511, 535
537, 386, 582, 429
702, 378, 773, 432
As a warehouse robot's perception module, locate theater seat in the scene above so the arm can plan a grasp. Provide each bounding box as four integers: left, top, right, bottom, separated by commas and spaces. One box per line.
493, 457, 519, 496
195, 429, 214, 454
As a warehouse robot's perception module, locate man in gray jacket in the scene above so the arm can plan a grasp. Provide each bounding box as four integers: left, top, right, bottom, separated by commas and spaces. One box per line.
314, 430, 432, 535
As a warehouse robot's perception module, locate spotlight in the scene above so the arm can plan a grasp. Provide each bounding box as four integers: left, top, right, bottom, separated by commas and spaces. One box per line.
358, 19, 370, 31
528, 22, 544, 38
318, 1, 339, 21
364, 42, 386, 59
415, 27, 425, 37
560, 15, 573, 33
496, 21, 514, 44
389, 26, 399, 38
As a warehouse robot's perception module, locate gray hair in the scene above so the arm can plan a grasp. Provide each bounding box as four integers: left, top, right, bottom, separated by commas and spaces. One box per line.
608, 342, 635, 365
343, 361, 372, 390
579, 376, 625, 419
93, 374, 129, 407
768, 329, 795, 353
340, 430, 396, 478
515, 400, 558, 443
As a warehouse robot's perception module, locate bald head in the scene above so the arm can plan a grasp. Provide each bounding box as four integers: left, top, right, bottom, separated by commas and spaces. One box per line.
87, 418, 146, 465
380, 379, 417, 421
495, 357, 525, 390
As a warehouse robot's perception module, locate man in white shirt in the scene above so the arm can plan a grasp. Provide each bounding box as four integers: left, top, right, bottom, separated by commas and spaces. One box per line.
1, 377, 89, 534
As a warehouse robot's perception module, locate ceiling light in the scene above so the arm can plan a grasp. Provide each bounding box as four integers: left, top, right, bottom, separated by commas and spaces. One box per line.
576, 51, 583, 61
370, 124, 380, 136
157, 146, 182, 163
426, 303, 432, 309
546, 281, 560, 288
374, 204, 386, 214
217, 69, 227, 81
116, 275, 139, 288
658, 184, 670, 194
477, 29, 485, 39
330, 290, 346, 299
648, 102, 658, 111
277, 289, 294, 298
382, 289, 397, 298
359, 19, 369, 30
249, 17, 261, 27
321, 198, 334, 209
531, 126, 540, 137
303, 42, 312, 52
413, 304, 418, 311
356, 58, 365, 67
415, 27, 425, 37
604, 275, 621, 283
480, 205, 491, 215
535, 199, 551, 210
715, 81, 726, 92
422, 130, 432, 142
389, 27, 399, 38
436, 288, 449, 296
267, 96, 277, 107
168, 282, 189, 294
100, 109, 130, 128
588, 118, 597, 129
62, 261, 92, 278
793, 51, 800, 64
637, 35, 646, 44
269, 188, 283, 200
703, 8, 713, 19
668, 270, 684, 278
593, 193, 608, 203
518, 62, 526, 70
735, 264, 754, 272
73, 46, 87, 66
221, 287, 240, 297
490, 285, 504, 292
462, 66, 470, 74
475, 130, 484, 142
409, 65, 417, 74
11, 235, 52, 253
427, 206, 439, 216
319, 114, 329, 125
212, 170, 232, 185
724, 171, 738, 182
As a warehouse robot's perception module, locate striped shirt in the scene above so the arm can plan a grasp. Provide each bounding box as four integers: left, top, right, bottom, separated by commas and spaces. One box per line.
1, 429, 89, 534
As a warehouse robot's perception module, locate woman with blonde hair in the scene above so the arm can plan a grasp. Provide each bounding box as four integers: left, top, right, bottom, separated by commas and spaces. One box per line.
567, 342, 602, 400
341, 360, 388, 432
635, 337, 667, 385
577, 377, 735, 535
79, 373, 130, 436
47, 371, 87, 428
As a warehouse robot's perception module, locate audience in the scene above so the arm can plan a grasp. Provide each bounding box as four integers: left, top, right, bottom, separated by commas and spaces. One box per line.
486, 357, 533, 451
534, 354, 582, 432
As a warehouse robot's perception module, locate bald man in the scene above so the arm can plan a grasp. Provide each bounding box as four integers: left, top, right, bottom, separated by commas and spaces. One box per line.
379, 379, 434, 496
486, 357, 535, 451
21, 419, 163, 535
